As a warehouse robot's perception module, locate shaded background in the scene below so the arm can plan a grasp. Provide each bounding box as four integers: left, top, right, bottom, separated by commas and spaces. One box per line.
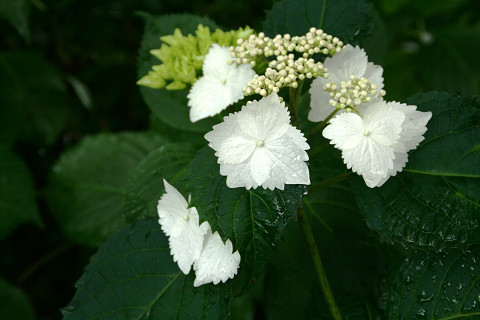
1, 0, 479, 319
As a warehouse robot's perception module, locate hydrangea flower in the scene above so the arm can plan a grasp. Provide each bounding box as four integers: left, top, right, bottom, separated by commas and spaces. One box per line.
322, 101, 431, 188
157, 179, 209, 274
157, 180, 241, 285
187, 44, 255, 122
309, 44, 385, 122
204, 93, 310, 190
193, 229, 241, 287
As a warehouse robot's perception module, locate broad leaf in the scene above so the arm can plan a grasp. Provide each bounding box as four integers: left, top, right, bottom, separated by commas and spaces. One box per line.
0, 146, 42, 240
186, 146, 306, 292
0, 0, 30, 41
0, 278, 35, 320
351, 92, 480, 249
137, 13, 218, 132
62, 219, 231, 320
263, 0, 372, 44
124, 143, 197, 223
388, 249, 480, 319
0, 52, 69, 146
46, 132, 167, 246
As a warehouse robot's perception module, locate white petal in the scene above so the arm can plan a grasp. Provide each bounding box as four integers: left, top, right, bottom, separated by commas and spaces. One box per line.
324, 45, 368, 82
169, 219, 209, 274
363, 62, 384, 91
363, 102, 405, 147
202, 44, 236, 79
193, 230, 241, 287
322, 112, 365, 150
342, 138, 395, 188
226, 63, 256, 102
187, 77, 231, 122
157, 179, 189, 236
237, 93, 290, 140
308, 76, 340, 122
389, 102, 432, 153
250, 147, 273, 186
220, 161, 257, 190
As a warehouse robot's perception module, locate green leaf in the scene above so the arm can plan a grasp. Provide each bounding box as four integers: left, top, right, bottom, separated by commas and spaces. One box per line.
0, 278, 35, 320
186, 146, 306, 292
263, 0, 372, 44
387, 249, 480, 319
351, 92, 480, 249
62, 219, 231, 320
124, 143, 197, 223
46, 132, 167, 246
0, 0, 30, 41
137, 13, 218, 132
0, 146, 42, 240
0, 52, 69, 147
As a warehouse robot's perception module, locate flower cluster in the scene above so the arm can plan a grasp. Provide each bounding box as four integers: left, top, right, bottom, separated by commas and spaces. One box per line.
231, 28, 343, 97
157, 180, 240, 287
137, 25, 253, 90
204, 93, 310, 190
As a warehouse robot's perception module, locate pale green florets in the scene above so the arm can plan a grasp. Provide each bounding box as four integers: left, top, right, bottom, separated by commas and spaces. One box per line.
137, 25, 254, 90
230, 27, 344, 97
324, 75, 386, 111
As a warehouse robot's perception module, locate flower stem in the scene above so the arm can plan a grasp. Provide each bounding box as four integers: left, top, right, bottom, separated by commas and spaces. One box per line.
307, 109, 339, 138
297, 208, 343, 320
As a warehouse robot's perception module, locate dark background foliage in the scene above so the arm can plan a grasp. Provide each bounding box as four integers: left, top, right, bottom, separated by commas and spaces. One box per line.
1, 0, 479, 319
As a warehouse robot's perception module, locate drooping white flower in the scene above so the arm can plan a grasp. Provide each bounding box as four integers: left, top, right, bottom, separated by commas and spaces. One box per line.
193, 229, 241, 287
157, 179, 209, 274
204, 93, 310, 190
157, 180, 241, 286
309, 44, 384, 122
187, 44, 255, 123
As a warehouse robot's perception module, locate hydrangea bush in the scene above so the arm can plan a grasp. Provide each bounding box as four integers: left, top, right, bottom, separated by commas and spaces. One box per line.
5, 0, 475, 319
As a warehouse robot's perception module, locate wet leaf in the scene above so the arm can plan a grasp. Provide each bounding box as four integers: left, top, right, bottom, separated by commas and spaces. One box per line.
351, 92, 480, 249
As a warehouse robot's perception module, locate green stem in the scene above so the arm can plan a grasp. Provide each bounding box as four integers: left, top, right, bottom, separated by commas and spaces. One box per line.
297, 208, 343, 320
307, 109, 339, 138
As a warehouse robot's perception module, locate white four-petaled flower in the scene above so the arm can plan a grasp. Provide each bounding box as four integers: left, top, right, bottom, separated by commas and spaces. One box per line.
322, 101, 431, 187
205, 93, 311, 190
308, 44, 384, 122
187, 44, 255, 123
157, 179, 241, 286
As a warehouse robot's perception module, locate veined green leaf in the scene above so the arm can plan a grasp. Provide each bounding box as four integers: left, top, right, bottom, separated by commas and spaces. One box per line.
62, 219, 231, 320
388, 249, 480, 319
46, 132, 167, 246
351, 92, 480, 249
186, 146, 306, 292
